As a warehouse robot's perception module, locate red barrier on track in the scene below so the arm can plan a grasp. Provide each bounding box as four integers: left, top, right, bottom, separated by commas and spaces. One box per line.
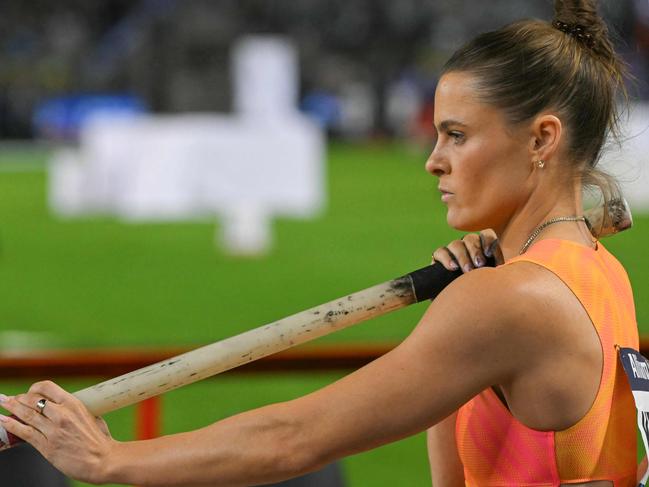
0, 343, 397, 379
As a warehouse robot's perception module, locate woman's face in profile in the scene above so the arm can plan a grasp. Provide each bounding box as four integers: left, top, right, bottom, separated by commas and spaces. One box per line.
426, 71, 534, 233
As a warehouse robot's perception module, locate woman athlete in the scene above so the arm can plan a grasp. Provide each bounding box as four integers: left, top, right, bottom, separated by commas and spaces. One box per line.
0, 1, 642, 485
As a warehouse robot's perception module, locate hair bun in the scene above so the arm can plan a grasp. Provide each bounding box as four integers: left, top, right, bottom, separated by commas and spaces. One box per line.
552, 0, 624, 83
553, 0, 607, 51
552, 20, 595, 48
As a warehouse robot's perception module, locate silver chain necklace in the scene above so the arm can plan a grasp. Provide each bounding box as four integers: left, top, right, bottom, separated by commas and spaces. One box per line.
519, 216, 587, 254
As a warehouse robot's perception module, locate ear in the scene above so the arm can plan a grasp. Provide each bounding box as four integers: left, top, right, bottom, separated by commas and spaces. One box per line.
529, 114, 562, 163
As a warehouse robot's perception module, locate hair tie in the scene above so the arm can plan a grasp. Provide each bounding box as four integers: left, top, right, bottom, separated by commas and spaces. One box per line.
552, 20, 595, 48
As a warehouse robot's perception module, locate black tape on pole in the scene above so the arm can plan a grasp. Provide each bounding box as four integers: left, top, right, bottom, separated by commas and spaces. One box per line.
406, 255, 497, 303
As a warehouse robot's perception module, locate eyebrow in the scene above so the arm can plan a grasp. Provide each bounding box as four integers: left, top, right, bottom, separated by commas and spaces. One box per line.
437, 119, 468, 131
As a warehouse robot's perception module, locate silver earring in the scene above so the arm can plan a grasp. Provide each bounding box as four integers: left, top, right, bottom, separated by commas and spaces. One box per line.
537, 160, 545, 168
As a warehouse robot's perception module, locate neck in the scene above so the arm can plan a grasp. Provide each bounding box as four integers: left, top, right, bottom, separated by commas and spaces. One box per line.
495, 181, 592, 260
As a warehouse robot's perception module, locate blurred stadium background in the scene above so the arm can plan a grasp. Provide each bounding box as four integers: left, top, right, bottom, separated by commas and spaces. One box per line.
0, 1, 648, 486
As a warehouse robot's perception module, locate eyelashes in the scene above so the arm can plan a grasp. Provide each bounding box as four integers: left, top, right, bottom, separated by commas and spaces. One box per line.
430, 130, 466, 150
448, 131, 465, 144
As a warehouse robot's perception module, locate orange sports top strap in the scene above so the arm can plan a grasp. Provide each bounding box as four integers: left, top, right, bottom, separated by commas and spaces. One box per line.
455, 239, 639, 486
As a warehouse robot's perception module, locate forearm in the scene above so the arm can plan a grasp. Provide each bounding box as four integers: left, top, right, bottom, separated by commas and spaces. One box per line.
102, 403, 318, 486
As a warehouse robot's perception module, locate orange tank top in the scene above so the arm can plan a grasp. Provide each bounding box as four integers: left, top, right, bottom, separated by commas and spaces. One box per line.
455, 239, 639, 486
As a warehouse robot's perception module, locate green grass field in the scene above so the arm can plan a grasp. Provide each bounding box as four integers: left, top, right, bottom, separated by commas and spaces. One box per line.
0, 142, 647, 486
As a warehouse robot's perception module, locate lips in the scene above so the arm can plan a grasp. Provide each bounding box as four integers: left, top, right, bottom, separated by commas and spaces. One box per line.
438, 187, 454, 203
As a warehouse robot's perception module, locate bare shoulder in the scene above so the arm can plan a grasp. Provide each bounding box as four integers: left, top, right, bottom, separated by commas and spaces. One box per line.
411, 261, 581, 378
415, 259, 603, 431
418, 261, 563, 334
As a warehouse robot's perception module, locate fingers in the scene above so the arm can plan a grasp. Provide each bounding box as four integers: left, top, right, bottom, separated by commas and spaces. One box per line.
14, 392, 61, 421
0, 413, 45, 448
29, 381, 73, 406
447, 238, 478, 273
432, 246, 460, 271
479, 230, 504, 265
478, 229, 498, 258
432, 230, 501, 273
0, 395, 49, 446
1, 385, 114, 483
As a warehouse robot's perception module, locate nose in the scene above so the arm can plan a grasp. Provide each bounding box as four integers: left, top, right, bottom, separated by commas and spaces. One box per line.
425, 147, 449, 177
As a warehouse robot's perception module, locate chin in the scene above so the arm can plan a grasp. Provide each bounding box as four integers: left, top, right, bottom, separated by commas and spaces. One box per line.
445, 208, 488, 232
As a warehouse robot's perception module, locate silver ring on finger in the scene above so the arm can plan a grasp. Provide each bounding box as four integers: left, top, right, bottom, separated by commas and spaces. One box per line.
36, 398, 47, 416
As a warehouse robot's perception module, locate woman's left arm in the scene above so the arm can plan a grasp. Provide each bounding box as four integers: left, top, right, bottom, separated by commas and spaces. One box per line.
0, 267, 539, 486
